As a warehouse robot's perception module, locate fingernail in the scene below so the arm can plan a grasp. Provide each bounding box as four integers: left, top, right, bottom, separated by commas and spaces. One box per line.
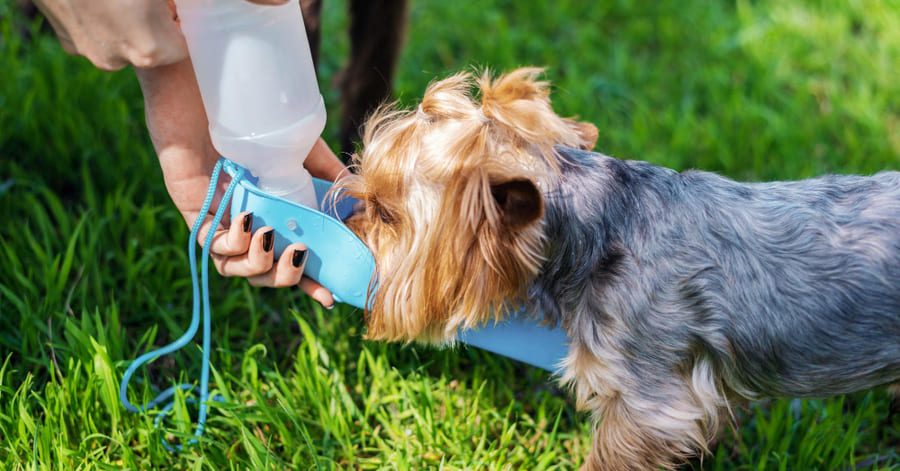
242, 213, 252, 233
292, 249, 307, 268
325, 303, 334, 310
262, 229, 274, 252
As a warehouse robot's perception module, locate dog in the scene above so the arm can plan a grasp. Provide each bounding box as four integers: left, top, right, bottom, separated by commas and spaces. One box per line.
334, 68, 900, 470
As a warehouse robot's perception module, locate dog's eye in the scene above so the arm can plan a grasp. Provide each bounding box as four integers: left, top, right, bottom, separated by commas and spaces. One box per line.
369, 199, 397, 225
376, 205, 396, 224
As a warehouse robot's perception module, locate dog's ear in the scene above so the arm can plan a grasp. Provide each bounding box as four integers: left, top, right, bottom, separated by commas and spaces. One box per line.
491, 179, 543, 229
568, 119, 598, 150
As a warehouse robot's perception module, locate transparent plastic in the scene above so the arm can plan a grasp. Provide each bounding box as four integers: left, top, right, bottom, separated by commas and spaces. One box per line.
173, 0, 325, 208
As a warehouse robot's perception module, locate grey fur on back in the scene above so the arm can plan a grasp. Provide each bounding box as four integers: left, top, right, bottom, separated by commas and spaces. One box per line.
529, 146, 900, 399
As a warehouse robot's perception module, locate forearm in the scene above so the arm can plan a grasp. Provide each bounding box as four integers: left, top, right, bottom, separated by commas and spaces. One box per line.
305, 138, 348, 182
132, 60, 336, 303
135, 59, 222, 221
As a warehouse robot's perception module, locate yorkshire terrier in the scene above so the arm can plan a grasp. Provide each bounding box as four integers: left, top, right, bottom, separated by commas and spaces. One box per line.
334, 68, 900, 470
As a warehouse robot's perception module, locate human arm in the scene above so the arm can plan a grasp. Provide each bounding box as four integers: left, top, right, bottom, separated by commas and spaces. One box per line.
136, 58, 339, 307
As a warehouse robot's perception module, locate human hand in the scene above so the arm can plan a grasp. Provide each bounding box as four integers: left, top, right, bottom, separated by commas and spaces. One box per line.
137, 59, 343, 308
32, 0, 290, 71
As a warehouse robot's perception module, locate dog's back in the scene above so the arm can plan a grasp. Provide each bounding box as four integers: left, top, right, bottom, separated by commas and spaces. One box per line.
548, 147, 900, 398
676, 169, 900, 397
345, 66, 899, 468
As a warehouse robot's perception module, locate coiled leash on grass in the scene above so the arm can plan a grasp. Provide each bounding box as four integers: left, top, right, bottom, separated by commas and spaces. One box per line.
119, 158, 242, 452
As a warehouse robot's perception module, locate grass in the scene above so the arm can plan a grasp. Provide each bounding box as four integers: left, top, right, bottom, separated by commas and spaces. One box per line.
1, 0, 899, 469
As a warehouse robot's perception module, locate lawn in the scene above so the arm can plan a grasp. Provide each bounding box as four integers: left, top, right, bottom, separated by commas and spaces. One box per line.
1, 0, 899, 469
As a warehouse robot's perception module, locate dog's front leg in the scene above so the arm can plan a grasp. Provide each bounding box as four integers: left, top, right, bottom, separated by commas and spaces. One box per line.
566, 337, 724, 470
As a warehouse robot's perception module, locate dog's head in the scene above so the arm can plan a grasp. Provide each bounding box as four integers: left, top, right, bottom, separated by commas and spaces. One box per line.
337, 68, 597, 343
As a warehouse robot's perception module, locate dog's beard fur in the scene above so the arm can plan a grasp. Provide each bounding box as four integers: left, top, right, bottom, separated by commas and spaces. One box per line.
333, 68, 900, 470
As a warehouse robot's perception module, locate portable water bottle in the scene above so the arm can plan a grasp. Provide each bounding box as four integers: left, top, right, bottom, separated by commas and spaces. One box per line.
120, 0, 568, 452
173, 0, 325, 208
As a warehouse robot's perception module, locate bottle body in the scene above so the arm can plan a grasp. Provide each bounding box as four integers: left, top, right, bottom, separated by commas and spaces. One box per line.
173, 0, 325, 208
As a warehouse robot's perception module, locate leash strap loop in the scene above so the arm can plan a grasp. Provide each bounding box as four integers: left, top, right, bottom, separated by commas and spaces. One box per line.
119, 158, 243, 451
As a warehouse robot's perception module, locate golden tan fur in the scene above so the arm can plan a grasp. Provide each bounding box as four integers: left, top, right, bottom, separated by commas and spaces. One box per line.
335, 67, 720, 469
333, 68, 742, 469
338, 68, 595, 343
563, 343, 727, 470
333, 67, 900, 469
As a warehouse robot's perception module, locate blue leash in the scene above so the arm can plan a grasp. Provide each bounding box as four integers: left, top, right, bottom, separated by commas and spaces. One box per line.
119, 158, 242, 451
120, 157, 570, 451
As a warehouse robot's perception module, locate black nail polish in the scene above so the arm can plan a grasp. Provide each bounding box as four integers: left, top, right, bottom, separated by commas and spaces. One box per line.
262, 230, 274, 252
292, 249, 308, 268
242, 213, 252, 233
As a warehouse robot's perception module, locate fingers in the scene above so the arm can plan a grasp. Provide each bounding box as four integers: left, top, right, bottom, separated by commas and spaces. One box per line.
56, 35, 79, 56
246, 243, 308, 287
37, 6, 78, 54
211, 226, 276, 277
198, 212, 336, 307
34, 0, 189, 71
299, 277, 335, 309
244, 0, 290, 4
130, 0, 190, 68
202, 211, 253, 257
222, 235, 336, 308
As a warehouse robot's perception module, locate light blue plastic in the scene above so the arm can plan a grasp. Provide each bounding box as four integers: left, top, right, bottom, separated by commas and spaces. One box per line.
121, 159, 571, 452
458, 316, 569, 372
223, 160, 570, 372
120, 159, 237, 451
224, 159, 374, 308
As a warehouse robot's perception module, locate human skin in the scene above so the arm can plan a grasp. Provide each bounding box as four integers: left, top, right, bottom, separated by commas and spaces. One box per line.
31, 0, 290, 70
137, 59, 343, 307
33, 0, 347, 306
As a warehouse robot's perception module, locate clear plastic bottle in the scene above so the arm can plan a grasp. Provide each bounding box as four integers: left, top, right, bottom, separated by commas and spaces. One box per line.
173, 0, 325, 208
